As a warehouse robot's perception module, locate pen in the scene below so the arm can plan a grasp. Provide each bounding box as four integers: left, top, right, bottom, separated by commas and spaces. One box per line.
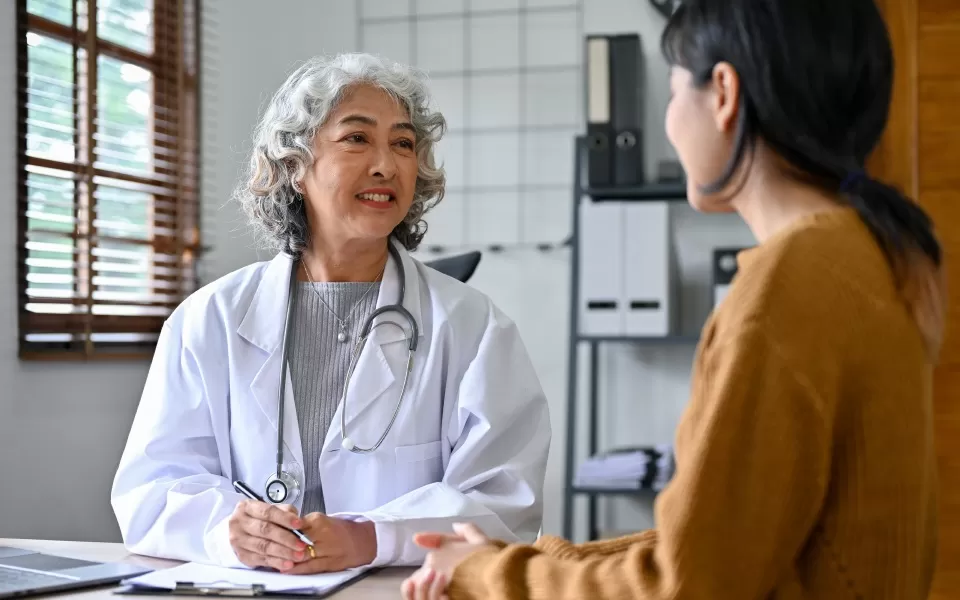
232, 480, 315, 547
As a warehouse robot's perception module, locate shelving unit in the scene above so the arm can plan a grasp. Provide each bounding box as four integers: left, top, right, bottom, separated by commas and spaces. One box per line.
585, 181, 688, 201
561, 136, 698, 541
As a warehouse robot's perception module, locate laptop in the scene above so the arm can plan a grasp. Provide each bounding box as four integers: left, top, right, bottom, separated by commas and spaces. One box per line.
0, 546, 152, 598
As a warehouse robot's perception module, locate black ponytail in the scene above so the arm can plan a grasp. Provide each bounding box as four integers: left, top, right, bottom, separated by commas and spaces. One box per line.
662, 0, 945, 358
846, 176, 944, 356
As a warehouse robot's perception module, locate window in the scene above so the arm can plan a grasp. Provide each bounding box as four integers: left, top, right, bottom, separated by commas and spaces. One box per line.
15, 0, 200, 359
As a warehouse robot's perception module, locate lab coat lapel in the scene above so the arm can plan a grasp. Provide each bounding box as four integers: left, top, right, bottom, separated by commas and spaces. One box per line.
238, 253, 305, 472
321, 239, 425, 453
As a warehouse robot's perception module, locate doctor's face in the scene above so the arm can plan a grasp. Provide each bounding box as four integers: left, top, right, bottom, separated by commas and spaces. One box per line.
299, 84, 419, 250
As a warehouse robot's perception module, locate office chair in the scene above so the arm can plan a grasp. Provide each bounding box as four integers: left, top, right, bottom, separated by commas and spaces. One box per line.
424, 250, 482, 283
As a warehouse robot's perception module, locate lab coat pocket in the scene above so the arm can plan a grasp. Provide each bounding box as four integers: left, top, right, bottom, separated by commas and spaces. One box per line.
392, 440, 443, 496
395, 440, 442, 463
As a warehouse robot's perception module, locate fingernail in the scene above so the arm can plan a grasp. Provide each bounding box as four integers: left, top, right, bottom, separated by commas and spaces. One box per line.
297, 542, 306, 550
292, 520, 302, 528
283, 561, 293, 570
295, 551, 304, 560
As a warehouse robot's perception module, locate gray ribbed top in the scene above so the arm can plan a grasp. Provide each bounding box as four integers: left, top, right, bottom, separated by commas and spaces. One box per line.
289, 281, 380, 515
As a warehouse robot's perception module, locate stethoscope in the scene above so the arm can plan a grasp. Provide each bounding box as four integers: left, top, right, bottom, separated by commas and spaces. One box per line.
264, 242, 420, 504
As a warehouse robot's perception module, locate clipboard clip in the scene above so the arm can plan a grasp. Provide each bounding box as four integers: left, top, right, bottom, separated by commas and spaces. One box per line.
172, 582, 267, 596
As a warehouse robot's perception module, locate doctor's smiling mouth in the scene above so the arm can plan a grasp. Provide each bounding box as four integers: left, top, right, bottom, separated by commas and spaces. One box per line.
356, 187, 397, 209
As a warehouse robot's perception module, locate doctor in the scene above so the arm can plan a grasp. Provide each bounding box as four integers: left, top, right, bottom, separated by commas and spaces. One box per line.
111, 53, 551, 574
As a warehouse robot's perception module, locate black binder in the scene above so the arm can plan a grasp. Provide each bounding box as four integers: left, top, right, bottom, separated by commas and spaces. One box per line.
711, 247, 748, 308
585, 36, 613, 187
583, 34, 645, 188
610, 34, 644, 186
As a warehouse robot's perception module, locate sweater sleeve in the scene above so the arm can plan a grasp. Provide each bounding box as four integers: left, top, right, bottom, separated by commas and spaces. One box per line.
448, 324, 835, 600
532, 531, 657, 560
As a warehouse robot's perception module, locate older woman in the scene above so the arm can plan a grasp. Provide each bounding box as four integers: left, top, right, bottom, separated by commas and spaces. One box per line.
110, 53, 550, 574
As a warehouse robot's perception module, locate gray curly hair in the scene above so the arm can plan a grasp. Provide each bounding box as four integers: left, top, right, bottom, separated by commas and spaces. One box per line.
233, 53, 447, 255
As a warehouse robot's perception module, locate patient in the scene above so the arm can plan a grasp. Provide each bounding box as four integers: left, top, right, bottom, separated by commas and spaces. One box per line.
403, 0, 943, 598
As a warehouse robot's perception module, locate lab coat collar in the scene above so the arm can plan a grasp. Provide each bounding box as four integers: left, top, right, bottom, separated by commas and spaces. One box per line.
237, 251, 296, 355
325, 238, 426, 451
236, 238, 424, 354
237, 239, 425, 458
368, 238, 425, 347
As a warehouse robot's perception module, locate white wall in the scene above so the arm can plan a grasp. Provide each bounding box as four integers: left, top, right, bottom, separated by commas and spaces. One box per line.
0, 0, 752, 544
199, 0, 360, 278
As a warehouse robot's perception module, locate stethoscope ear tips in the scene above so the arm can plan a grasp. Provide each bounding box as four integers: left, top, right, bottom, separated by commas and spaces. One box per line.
341, 437, 356, 451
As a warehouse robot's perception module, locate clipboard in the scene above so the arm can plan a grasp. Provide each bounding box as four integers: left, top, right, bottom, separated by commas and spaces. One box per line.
114, 582, 271, 597
112, 563, 377, 598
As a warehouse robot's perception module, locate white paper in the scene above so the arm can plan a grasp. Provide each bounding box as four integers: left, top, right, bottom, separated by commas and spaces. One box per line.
122, 562, 369, 594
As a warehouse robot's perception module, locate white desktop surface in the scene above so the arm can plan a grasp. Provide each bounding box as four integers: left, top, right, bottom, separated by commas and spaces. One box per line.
0, 539, 415, 599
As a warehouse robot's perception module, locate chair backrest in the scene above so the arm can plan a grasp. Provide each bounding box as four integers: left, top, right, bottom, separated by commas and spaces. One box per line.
423, 251, 482, 283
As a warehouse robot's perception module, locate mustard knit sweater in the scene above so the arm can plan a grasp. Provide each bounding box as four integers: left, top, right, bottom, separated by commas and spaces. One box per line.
449, 207, 938, 599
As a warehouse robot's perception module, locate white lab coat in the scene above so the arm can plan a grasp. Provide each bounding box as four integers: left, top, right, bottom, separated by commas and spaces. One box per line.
111, 240, 550, 568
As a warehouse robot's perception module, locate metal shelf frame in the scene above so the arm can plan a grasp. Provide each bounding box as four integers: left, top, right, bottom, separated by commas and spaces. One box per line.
561, 136, 697, 541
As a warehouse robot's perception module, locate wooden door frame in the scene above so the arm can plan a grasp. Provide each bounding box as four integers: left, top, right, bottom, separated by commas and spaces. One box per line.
868, 0, 919, 199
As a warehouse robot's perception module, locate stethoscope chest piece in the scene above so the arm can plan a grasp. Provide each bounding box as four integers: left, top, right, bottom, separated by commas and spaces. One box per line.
264, 469, 300, 504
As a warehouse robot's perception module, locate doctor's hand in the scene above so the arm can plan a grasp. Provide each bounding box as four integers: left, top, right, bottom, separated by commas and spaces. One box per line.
402, 523, 496, 600
227, 501, 308, 572
283, 514, 377, 574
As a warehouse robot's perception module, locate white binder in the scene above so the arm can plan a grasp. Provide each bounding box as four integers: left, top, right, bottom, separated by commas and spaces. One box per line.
578, 200, 623, 336
623, 202, 674, 336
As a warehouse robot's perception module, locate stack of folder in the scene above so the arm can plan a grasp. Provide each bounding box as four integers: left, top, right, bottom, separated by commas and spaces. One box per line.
575, 445, 675, 492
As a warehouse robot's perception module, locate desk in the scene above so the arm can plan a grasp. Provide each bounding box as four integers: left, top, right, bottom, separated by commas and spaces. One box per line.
0, 539, 415, 599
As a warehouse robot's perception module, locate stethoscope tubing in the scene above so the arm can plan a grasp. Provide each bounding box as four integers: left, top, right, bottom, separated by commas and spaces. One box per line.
270, 242, 417, 501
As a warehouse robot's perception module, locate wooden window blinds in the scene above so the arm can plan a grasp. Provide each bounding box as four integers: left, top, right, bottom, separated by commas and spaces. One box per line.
15, 0, 201, 360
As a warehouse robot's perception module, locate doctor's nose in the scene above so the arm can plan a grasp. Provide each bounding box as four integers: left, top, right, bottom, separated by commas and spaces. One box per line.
369, 144, 398, 180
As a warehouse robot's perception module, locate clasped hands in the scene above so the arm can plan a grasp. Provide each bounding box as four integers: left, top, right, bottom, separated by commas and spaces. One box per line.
227, 500, 376, 574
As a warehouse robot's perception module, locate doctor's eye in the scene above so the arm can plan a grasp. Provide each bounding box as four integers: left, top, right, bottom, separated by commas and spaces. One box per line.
343, 133, 367, 144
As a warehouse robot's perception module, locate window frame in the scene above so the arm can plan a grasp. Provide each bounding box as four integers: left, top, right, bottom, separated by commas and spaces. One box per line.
15, 0, 201, 360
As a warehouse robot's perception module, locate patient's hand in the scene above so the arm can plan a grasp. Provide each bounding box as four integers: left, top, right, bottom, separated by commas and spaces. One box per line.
284, 514, 376, 574
402, 523, 496, 600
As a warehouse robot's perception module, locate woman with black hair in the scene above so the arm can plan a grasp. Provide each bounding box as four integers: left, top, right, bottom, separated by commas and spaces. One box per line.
401, 0, 945, 598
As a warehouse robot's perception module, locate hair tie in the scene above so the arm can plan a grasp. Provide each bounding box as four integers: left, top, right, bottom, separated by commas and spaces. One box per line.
839, 170, 866, 192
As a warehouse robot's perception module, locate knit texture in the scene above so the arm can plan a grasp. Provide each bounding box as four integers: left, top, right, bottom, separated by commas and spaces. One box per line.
449, 207, 938, 600
289, 281, 380, 515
